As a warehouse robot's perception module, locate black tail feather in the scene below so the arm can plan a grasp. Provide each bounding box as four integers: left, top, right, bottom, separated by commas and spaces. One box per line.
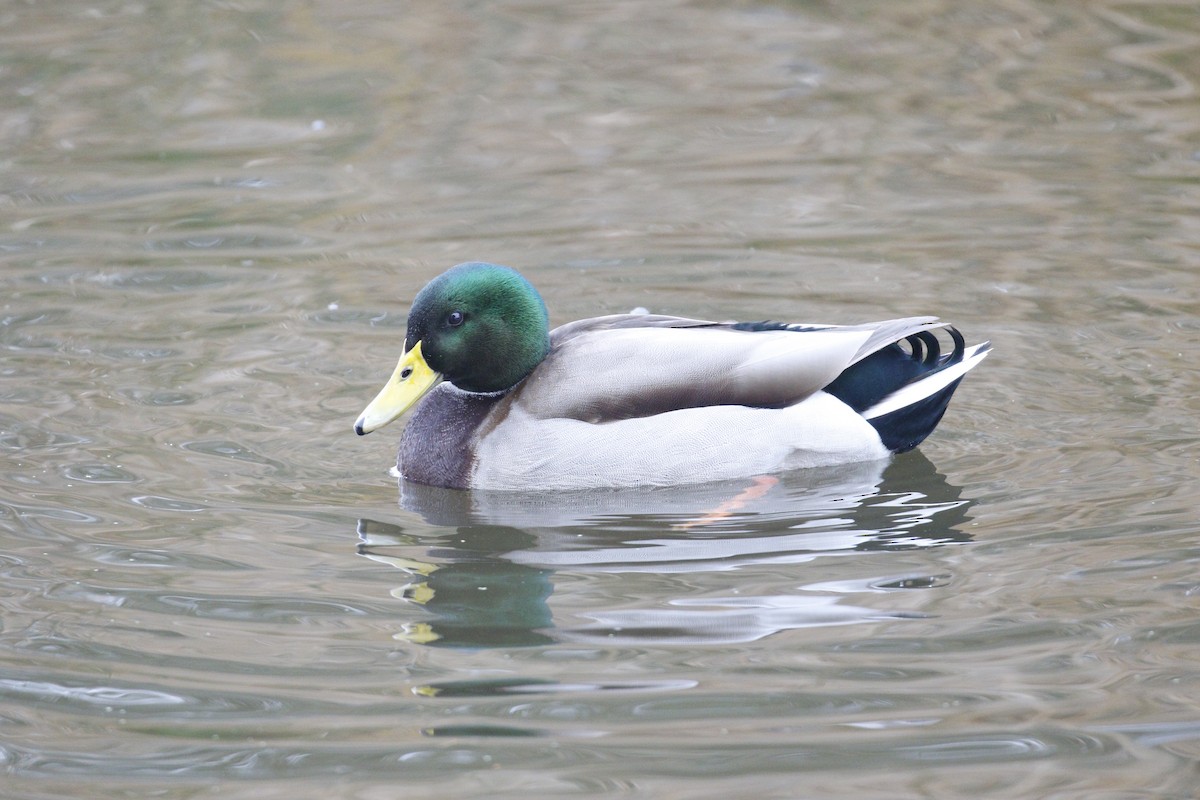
824, 325, 974, 453
825, 325, 967, 413
867, 376, 965, 453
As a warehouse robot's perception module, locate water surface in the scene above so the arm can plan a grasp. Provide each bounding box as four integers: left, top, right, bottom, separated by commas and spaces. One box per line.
2, 1, 1200, 798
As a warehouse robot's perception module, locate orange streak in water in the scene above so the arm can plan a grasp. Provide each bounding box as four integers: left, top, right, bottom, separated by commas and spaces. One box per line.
674, 475, 779, 530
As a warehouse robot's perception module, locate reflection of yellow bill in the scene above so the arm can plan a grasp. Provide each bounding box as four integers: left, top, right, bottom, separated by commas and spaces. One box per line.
354, 340, 443, 435
358, 552, 438, 576
358, 546, 441, 643
398, 623, 441, 646
392, 582, 435, 606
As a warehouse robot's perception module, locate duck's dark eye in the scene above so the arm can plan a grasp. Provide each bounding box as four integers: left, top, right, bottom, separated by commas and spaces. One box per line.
447, 310, 465, 327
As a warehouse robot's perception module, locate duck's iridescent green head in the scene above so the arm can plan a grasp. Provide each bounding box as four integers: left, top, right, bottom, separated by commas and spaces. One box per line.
407, 262, 551, 393
355, 262, 551, 435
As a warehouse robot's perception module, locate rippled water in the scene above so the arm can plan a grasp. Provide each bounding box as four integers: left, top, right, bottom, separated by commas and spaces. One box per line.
3, 1, 1200, 798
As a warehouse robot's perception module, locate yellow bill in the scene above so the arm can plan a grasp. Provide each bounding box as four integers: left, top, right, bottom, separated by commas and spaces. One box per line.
354, 340, 442, 435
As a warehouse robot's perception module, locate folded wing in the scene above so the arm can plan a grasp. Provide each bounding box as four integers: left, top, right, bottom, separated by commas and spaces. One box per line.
512, 314, 960, 424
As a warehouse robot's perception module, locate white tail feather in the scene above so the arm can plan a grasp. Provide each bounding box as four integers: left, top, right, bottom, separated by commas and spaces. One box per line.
862, 343, 991, 420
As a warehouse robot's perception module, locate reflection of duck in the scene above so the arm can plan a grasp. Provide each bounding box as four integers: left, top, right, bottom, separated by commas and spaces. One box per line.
355, 262, 989, 489
357, 453, 974, 648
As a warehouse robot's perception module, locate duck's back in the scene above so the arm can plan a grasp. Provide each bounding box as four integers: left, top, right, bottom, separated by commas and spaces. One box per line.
510, 314, 902, 422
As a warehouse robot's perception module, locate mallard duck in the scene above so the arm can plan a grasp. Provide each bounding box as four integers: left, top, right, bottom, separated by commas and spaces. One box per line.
355, 262, 989, 490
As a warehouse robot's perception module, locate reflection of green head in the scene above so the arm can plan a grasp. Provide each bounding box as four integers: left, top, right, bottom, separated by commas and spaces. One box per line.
416, 560, 555, 648
405, 262, 551, 394
403, 527, 554, 649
